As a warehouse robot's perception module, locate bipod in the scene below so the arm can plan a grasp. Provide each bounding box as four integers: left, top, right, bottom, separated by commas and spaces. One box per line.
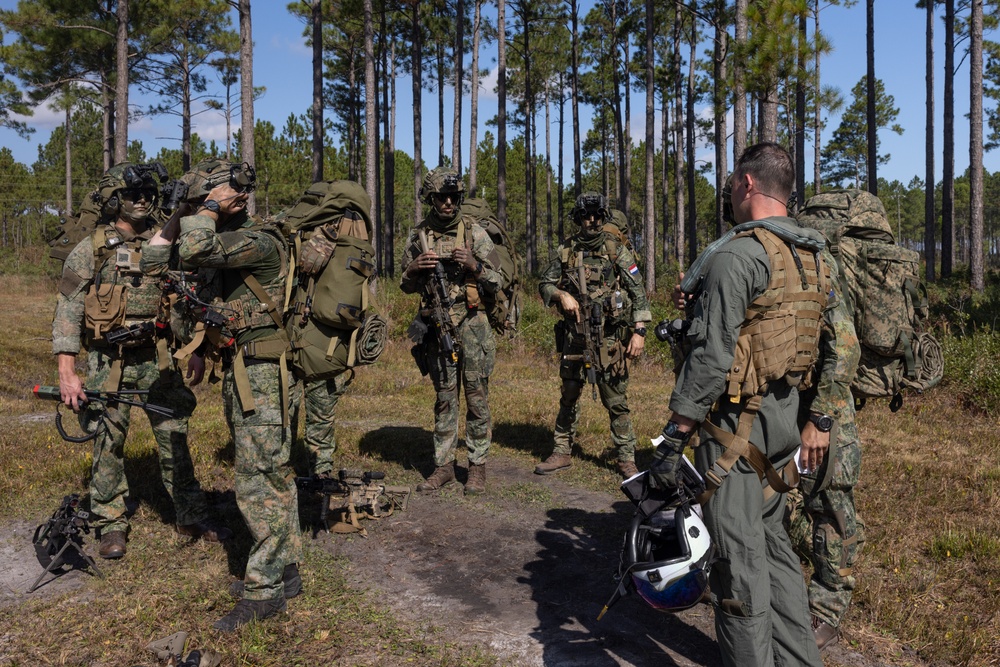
27, 536, 103, 593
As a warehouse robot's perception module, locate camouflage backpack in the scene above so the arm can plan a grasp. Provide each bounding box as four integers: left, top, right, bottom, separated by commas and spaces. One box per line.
49, 192, 105, 263
276, 180, 385, 380
461, 197, 522, 336
797, 189, 943, 408
604, 209, 636, 255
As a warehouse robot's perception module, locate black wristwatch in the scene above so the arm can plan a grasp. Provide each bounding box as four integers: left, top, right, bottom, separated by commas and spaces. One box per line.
808, 412, 834, 433
662, 421, 693, 446
199, 199, 221, 214
633, 327, 647, 337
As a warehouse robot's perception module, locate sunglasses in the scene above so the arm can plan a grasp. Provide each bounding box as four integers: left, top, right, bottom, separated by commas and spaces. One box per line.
432, 192, 458, 203
120, 188, 156, 202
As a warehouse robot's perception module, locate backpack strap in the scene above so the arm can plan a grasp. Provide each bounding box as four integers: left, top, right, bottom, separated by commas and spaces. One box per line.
694, 395, 797, 504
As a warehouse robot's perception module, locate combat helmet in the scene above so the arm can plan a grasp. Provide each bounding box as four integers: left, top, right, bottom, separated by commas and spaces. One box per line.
419, 167, 465, 206
180, 158, 256, 203
97, 161, 168, 219
572, 192, 610, 225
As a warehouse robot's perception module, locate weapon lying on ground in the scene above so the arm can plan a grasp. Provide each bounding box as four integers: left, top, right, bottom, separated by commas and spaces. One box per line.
417, 229, 458, 363
560, 251, 606, 401
296, 469, 411, 536
28, 493, 103, 593
33, 385, 177, 443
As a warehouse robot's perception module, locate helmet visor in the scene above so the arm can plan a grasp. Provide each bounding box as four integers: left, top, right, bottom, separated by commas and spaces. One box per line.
632, 568, 708, 612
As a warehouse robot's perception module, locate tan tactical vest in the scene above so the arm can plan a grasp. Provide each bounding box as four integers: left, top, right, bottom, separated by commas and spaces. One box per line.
694, 227, 832, 506
724, 227, 831, 401
558, 237, 629, 321
83, 225, 160, 346
416, 218, 483, 324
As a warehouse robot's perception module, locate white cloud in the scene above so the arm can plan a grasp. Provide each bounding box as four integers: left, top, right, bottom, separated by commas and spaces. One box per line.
13, 103, 63, 131
479, 66, 499, 101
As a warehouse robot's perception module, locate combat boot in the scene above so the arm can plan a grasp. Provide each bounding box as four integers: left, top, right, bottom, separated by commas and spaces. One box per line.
98, 531, 127, 559
465, 462, 486, 496
812, 615, 840, 651
176, 518, 233, 543
616, 460, 639, 479
213, 597, 286, 632
416, 462, 456, 492
534, 453, 572, 475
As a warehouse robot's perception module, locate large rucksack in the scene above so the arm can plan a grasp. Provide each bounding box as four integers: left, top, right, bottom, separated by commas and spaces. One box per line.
796, 189, 943, 407
277, 180, 386, 381
48, 191, 105, 263
461, 198, 522, 336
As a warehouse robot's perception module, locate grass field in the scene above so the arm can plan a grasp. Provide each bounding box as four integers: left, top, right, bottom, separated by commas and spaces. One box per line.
0, 272, 997, 666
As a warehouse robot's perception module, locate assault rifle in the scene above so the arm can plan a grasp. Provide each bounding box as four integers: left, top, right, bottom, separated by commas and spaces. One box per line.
161, 271, 235, 348
418, 229, 458, 363
296, 469, 411, 536
561, 251, 606, 401
29, 493, 103, 593
33, 385, 177, 443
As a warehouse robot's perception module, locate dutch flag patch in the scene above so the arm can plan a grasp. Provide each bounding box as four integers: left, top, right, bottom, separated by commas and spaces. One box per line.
628, 263, 639, 277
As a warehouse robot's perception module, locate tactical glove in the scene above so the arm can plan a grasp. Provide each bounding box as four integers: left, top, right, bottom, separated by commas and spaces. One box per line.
647, 429, 688, 490
298, 225, 339, 274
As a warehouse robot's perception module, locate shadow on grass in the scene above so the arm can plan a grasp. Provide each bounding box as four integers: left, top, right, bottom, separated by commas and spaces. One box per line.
357, 425, 435, 474
493, 420, 622, 471
521, 502, 718, 666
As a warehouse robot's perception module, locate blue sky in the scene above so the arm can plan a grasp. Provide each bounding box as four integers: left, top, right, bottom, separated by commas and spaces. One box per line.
0, 0, 995, 189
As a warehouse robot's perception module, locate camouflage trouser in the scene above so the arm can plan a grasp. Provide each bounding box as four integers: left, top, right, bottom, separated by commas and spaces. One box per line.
551, 350, 636, 463
222, 359, 303, 601
785, 417, 865, 628
425, 312, 495, 467
299, 372, 354, 476
82, 346, 207, 534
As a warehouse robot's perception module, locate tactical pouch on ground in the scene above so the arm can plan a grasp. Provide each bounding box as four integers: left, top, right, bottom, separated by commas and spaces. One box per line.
797, 189, 944, 406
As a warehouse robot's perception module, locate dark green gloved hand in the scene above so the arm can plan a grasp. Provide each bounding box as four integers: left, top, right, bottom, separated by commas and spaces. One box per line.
648, 428, 688, 489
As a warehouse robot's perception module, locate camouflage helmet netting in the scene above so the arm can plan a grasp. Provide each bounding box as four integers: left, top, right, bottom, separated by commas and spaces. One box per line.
181, 158, 236, 202
419, 167, 465, 204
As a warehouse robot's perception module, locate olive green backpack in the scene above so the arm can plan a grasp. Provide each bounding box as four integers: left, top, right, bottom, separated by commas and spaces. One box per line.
277, 180, 385, 380
48, 191, 106, 263
797, 189, 943, 408
461, 197, 522, 336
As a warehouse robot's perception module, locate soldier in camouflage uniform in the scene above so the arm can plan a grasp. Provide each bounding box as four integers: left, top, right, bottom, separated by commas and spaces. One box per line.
300, 373, 353, 477
53, 163, 230, 561
146, 159, 302, 632
536, 193, 651, 480
785, 256, 865, 651
400, 168, 503, 496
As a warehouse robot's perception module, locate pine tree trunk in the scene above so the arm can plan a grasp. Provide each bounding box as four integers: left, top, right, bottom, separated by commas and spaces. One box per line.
238, 0, 256, 215
686, 24, 697, 266
943, 0, 955, 278
558, 71, 565, 241
866, 0, 877, 194
925, 0, 936, 282
570, 0, 582, 198
813, 1, 822, 193
497, 0, 507, 223
545, 82, 553, 254
795, 10, 806, 207
114, 0, 128, 164
382, 8, 395, 276
364, 0, 378, 273
734, 0, 748, 164
182, 51, 192, 171
662, 85, 670, 264
673, 12, 685, 269
452, 0, 464, 174
970, 0, 984, 291
312, 0, 323, 182
714, 3, 728, 239
412, 1, 423, 228
468, 0, 482, 193
644, 0, 656, 289
437, 43, 445, 166
65, 102, 72, 217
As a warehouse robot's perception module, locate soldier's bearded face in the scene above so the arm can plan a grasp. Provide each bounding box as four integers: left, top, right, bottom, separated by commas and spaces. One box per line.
581, 212, 602, 237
